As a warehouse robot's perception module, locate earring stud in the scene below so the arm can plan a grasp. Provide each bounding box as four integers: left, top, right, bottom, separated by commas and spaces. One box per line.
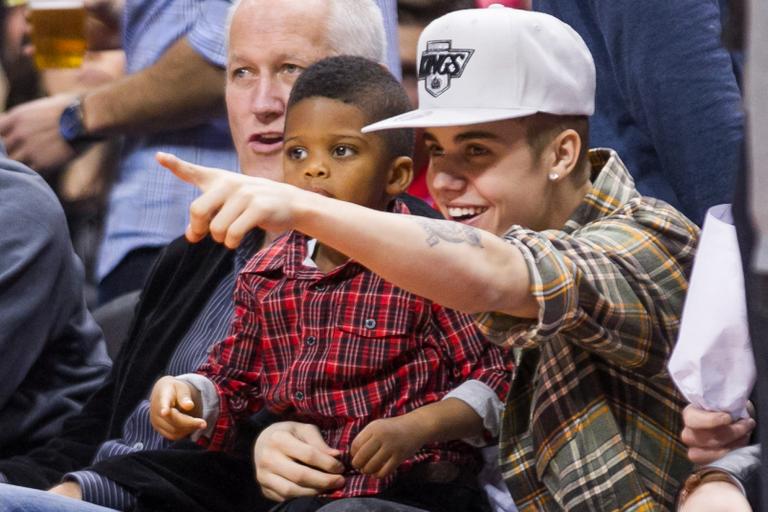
548, 172, 560, 181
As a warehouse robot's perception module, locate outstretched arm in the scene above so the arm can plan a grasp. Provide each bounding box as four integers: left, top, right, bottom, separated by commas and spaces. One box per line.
156, 153, 537, 318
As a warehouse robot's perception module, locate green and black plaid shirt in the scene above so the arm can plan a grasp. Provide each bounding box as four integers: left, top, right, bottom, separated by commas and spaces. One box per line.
477, 149, 699, 511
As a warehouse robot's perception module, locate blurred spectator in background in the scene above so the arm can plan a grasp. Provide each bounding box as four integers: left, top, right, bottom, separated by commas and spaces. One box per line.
532, 0, 744, 225
0, 0, 125, 304
679, 0, 768, 509
0, 143, 111, 458
0, 0, 239, 306
0, 0, 40, 109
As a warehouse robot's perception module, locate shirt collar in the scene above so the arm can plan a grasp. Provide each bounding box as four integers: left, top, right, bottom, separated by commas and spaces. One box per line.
561, 148, 641, 234
247, 199, 410, 278
234, 229, 266, 273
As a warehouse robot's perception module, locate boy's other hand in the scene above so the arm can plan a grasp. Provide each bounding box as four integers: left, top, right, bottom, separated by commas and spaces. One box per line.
156, 152, 308, 248
350, 415, 426, 479
254, 422, 345, 502
149, 376, 207, 440
48, 482, 83, 500
681, 405, 755, 465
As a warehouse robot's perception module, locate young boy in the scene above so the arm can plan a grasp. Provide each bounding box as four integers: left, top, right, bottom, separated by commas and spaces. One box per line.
149, 56, 511, 511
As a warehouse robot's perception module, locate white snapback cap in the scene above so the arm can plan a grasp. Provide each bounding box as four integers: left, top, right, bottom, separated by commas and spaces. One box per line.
363, 5, 596, 132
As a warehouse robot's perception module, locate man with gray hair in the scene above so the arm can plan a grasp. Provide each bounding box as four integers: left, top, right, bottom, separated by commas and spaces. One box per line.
0, 0, 399, 306
0, 1, 399, 511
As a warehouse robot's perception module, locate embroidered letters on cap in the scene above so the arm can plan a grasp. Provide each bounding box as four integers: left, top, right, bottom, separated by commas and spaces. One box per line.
418, 40, 474, 97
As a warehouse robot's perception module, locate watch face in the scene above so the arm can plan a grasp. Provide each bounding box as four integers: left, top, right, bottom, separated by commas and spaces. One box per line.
59, 103, 84, 142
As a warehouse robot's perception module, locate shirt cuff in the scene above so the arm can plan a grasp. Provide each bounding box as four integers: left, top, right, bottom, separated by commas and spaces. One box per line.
176, 373, 220, 441
705, 444, 761, 496
443, 379, 504, 446
474, 231, 550, 347
64, 470, 136, 510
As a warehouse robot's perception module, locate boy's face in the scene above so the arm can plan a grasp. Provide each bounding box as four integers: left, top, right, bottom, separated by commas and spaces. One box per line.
283, 97, 395, 210
424, 119, 554, 236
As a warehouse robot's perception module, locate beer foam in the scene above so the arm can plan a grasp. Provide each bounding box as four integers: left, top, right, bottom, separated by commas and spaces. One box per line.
29, 0, 84, 8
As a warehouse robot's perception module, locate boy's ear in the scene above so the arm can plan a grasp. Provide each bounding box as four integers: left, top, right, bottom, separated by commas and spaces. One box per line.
547, 129, 582, 182
385, 156, 414, 197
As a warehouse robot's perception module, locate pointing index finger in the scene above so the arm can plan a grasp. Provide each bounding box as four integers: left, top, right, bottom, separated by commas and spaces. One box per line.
156, 151, 213, 191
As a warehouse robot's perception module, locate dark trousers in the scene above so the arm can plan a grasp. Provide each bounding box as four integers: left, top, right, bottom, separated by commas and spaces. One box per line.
97, 246, 163, 305
271, 470, 490, 512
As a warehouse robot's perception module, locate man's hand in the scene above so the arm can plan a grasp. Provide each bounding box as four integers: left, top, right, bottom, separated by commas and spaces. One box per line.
84, 0, 124, 50
48, 482, 83, 500
679, 480, 752, 512
149, 376, 207, 440
157, 152, 307, 247
681, 405, 756, 465
350, 415, 427, 479
254, 421, 345, 502
0, 94, 78, 173
85, 0, 124, 28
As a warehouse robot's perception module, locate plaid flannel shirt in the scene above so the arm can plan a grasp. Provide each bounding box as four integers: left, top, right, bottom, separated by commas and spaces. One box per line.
477, 149, 699, 511
198, 202, 512, 498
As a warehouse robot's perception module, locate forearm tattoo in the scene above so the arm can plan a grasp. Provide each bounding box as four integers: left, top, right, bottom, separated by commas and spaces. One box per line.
414, 218, 484, 248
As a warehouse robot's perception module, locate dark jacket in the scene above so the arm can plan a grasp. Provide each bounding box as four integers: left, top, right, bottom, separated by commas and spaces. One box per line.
0, 153, 110, 457
0, 235, 262, 512
0, 195, 440, 512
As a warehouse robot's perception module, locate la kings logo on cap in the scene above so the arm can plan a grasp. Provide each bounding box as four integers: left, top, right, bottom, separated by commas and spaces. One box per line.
418, 40, 474, 98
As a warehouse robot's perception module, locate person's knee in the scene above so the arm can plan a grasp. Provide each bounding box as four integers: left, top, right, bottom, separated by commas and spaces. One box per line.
0, 483, 44, 511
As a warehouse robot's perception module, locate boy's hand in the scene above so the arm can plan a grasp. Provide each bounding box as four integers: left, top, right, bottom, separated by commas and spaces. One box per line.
149, 376, 207, 440
350, 415, 427, 479
48, 482, 83, 500
156, 152, 310, 248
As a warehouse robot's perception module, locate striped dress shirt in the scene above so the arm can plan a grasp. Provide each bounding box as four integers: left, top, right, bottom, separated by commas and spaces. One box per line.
65, 234, 261, 510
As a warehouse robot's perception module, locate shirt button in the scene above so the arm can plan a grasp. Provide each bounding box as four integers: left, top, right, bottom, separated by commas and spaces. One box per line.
364, 318, 377, 329
294, 391, 305, 400
133, 442, 144, 450
306, 336, 317, 346
314, 284, 326, 291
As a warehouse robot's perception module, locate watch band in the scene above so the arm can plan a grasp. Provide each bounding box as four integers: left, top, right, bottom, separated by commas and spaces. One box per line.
678, 468, 744, 507
59, 96, 105, 149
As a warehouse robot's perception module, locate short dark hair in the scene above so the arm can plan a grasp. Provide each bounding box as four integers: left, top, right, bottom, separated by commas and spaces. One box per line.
287, 55, 414, 161
520, 113, 590, 180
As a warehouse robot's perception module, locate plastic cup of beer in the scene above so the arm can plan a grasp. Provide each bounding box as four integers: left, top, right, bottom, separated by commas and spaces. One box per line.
28, 0, 87, 69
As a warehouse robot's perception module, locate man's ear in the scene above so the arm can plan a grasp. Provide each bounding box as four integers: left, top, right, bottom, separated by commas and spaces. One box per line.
548, 129, 581, 181
385, 156, 414, 196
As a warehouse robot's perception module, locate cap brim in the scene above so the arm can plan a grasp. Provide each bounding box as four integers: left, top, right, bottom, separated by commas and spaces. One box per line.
362, 107, 539, 133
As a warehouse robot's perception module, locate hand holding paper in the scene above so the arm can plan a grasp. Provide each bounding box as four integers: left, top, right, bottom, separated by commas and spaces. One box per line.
668, 204, 756, 420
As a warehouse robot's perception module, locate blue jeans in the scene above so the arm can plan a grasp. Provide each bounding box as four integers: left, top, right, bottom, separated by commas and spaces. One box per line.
0, 484, 117, 512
